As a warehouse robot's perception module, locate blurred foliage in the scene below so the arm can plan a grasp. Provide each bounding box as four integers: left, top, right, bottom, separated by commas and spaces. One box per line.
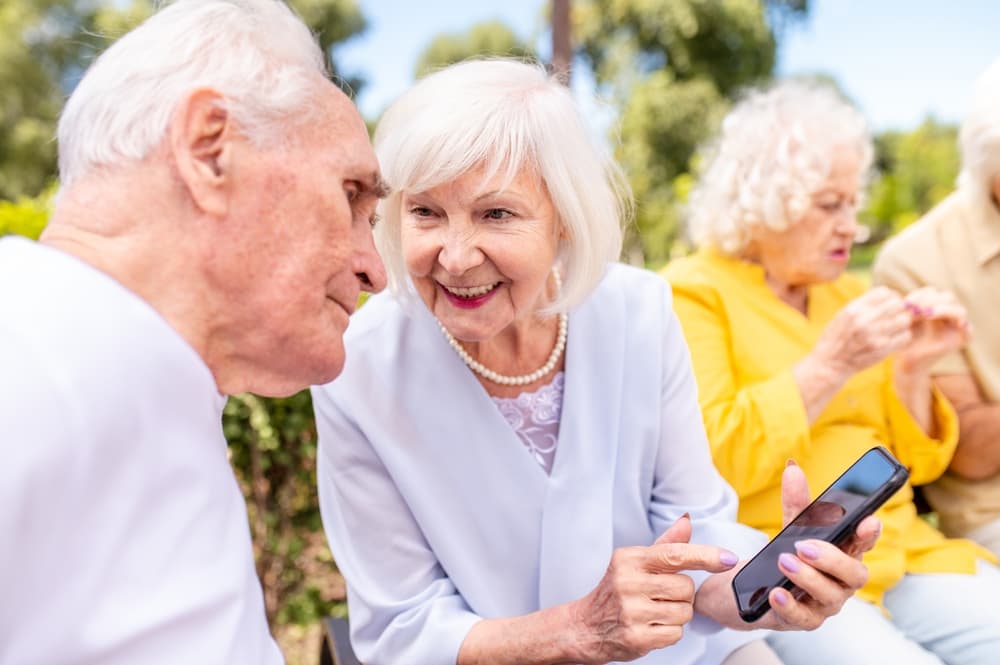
0, 185, 56, 239
286, 0, 368, 95
863, 118, 959, 240
414, 20, 536, 79
223, 392, 344, 628
572, 0, 810, 266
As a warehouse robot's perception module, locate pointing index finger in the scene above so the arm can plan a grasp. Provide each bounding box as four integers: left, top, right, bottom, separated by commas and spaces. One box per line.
645, 543, 739, 574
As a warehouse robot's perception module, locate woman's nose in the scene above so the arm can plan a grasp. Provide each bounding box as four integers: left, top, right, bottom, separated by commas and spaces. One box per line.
438, 227, 484, 274
836, 209, 859, 237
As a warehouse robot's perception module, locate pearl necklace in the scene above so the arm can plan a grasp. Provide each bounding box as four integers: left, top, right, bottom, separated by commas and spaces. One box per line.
437, 273, 568, 386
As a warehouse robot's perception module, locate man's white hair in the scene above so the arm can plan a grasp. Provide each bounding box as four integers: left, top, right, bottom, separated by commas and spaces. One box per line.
686, 80, 873, 255
958, 58, 1000, 199
372, 58, 630, 314
57, 0, 327, 187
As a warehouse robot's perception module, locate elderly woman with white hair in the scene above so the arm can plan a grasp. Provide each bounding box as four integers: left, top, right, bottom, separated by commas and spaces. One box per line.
874, 58, 1000, 560
665, 80, 1000, 665
311, 60, 877, 665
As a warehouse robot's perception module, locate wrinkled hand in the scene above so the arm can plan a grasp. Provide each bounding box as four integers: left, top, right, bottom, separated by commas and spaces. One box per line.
569, 515, 738, 664
812, 287, 913, 381
760, 462, 879, 631
895, 287, 970, 376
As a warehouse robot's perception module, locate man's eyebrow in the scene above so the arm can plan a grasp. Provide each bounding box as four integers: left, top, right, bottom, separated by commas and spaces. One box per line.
358, 173, 390, 199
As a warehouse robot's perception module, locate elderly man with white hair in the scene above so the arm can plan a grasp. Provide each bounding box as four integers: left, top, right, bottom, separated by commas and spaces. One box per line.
0, 1, 385, 663
874, 59, 1000, 558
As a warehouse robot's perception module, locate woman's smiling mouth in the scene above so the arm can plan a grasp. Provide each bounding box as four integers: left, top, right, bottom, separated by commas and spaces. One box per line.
439, 281, 502, 308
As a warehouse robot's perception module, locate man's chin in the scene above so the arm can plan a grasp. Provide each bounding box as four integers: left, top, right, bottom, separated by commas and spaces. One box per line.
240, 355, 346, 397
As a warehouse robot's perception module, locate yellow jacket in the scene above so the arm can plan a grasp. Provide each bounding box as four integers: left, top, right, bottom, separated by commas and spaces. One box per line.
663, 248, 994, 605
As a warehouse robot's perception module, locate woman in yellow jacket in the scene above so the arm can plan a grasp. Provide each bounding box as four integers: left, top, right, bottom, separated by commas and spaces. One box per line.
665, 80, 1000, 665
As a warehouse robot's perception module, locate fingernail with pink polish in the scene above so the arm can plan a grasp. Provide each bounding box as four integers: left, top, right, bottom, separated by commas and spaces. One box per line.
779, 552, 801, 573
720, 550, 739, 567
794, 541, 820, 560
773, 589, 790, 606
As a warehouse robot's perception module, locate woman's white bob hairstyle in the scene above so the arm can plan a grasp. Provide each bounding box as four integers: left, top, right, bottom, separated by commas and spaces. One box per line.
958, 58, 1000, 199
57, 0, 326, 188
686, 79, 873, 255
373, 58, 630, 314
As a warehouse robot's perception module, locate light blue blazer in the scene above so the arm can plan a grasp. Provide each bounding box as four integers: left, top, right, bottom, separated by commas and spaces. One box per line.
313, 263, 767, 664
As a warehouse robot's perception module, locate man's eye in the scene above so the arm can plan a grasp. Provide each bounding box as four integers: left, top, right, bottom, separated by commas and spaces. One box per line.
410, 206, 433, 217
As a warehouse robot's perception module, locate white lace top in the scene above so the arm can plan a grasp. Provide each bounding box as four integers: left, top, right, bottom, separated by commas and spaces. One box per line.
490, 372, 565, 474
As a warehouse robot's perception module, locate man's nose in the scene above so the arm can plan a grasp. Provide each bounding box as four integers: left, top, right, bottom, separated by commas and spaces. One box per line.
355, 227, 387, 294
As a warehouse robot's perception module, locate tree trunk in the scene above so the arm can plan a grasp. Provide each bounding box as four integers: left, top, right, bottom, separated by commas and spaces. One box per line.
551, 0, 571, 86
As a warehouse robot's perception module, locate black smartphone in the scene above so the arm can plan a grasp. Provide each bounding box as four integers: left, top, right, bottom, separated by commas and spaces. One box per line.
732, 445, 909, 623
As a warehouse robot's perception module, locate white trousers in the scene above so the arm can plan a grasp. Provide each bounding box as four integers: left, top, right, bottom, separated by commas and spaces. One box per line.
766, 560, 1000, 665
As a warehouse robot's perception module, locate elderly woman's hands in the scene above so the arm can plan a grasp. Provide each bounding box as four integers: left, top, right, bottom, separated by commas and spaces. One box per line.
810, 286, 913, 381
566, 516, 738, 664
693, 462, 879, 632
894, 286, 970, 375
750, 461, 878, 631
793, 286, 969, 424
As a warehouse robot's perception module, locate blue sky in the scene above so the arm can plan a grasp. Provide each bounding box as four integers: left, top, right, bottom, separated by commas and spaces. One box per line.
337, 0, 999, 131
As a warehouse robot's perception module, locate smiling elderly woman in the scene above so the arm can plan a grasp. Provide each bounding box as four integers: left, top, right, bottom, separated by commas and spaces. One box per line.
664, 80, 1000, 665
311, 61, 877, 665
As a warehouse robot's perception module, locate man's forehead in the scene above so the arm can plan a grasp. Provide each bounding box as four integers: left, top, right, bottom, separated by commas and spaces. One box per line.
310, 93, 382, 188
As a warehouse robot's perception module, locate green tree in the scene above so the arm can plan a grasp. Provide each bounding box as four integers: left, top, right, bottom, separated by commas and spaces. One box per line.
0, 185, 56, 239
414, 20, 535, 78
863, 118, 958, 242
572, 0, 810, 266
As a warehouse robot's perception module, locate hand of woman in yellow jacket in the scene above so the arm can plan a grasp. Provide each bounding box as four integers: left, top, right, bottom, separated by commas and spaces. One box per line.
794, 287, 912, 422
895, 287, 970, 376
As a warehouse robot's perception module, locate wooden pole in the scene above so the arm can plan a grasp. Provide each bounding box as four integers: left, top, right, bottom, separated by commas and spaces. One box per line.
551, 0, 571, 86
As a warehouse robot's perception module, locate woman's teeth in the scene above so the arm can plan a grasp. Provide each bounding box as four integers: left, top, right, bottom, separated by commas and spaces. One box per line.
444, 283, 498, 298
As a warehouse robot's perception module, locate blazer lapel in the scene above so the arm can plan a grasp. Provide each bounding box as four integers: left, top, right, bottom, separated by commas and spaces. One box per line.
537, 288, 625, 607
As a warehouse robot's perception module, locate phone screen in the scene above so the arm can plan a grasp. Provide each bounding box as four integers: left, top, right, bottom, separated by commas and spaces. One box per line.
732, 446, 908, 622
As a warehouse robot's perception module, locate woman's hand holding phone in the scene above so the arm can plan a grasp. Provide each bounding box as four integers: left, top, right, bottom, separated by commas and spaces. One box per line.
754, 461, 880, 630
692, 459, 882, 631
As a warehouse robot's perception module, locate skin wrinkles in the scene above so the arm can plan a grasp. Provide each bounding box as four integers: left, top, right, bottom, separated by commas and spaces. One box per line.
400, 164, 564, 395
744, 144, 862, 312
41, 77, 387, 397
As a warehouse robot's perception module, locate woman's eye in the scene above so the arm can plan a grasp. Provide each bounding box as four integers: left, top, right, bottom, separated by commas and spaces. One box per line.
484, 208, 513, 220
409, 206, 433, 217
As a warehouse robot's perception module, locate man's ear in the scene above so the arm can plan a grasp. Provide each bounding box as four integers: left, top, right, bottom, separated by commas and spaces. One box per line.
170, 88, 234, 217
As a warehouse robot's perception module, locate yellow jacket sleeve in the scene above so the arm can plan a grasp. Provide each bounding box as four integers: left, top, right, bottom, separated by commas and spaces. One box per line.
670, 279, 812, 498
881, 361, 960, 485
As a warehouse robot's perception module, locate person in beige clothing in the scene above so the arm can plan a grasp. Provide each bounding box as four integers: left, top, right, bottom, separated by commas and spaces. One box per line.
874, 58, 1000, 556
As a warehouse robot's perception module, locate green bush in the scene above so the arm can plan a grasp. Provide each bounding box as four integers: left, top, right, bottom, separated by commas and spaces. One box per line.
224, 391, 344, 627
0, 186, 55, 239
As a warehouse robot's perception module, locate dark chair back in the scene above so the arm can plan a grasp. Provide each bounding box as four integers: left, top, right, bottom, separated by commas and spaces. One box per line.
319, 616, 362, 665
